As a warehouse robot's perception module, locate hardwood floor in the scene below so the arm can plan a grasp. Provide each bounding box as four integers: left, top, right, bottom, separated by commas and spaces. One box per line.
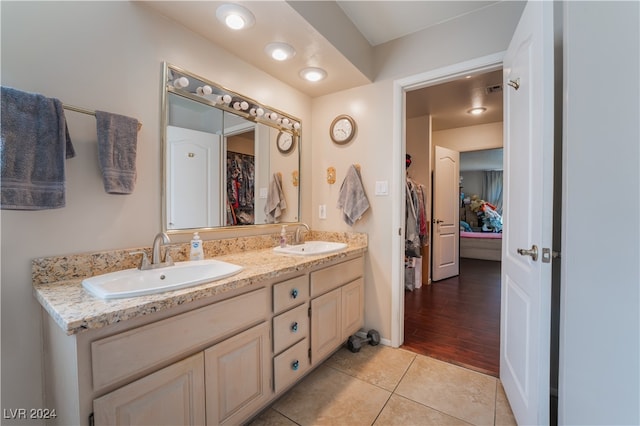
402, 257, 501, 377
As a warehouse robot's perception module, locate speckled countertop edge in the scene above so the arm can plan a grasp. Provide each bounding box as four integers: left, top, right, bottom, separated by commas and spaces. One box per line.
33, 234, 367, 336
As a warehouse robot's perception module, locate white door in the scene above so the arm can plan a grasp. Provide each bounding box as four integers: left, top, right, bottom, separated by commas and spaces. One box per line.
431, 145, 460, 281
167, 126, 222, 229
500, 1, 554, 424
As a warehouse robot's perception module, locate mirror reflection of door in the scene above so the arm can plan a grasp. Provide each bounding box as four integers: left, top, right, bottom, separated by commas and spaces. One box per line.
166, 91, 225, 230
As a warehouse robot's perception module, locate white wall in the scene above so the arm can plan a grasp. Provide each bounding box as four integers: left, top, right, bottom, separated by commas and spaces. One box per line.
0, 2, 311, 420
559, 2, 640, 424
433, 121, 503, 152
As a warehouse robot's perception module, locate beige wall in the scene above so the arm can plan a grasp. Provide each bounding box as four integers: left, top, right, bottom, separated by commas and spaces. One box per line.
433, 121, 503, 152
0, 2, 311, 418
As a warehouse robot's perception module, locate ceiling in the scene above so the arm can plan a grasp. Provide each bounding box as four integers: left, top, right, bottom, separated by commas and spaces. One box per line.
139, 1, 505, 130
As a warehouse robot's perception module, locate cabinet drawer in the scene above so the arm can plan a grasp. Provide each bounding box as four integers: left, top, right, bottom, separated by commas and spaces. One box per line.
273, 275, 308, 314
273, 303, 308, 354
273, 338, 309, 393
310, 256, 364, 297
92, 288, 268, 392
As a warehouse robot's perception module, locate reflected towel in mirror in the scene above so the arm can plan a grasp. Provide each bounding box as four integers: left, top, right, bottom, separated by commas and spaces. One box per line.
264, 172, 287, 223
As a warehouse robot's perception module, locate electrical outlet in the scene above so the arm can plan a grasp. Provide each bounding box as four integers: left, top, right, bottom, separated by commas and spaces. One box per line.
319, 204, 327, 219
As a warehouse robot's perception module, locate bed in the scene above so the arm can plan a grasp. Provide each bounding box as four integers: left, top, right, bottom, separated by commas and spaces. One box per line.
460, 231, 502, 261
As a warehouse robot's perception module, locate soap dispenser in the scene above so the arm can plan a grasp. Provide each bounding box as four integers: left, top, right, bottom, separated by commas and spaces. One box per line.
190, 232, 204, 261
279, 225, 287, 248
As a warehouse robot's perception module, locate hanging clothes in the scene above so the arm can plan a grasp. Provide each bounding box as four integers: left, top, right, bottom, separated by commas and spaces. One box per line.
406, 176, 427, 251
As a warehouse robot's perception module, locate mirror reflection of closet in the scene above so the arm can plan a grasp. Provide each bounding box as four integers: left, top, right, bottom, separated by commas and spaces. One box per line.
161, 63, 301, 233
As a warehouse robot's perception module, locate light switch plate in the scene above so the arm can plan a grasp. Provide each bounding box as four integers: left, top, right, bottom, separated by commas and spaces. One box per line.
319, 204, 327, 219
375, 181, 389, 196
259, 188, 268, 199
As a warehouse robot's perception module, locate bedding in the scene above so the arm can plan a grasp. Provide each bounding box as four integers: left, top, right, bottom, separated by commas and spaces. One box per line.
460, 231, 502, 261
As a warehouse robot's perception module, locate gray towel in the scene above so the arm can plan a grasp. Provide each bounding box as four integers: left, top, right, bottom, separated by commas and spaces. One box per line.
264, 172, 287, 223
95, 111, 139, 194
337, 165, 370, 226
1, 86, 75, 210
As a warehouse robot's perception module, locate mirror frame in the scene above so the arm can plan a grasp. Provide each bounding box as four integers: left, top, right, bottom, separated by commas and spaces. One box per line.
160, 62, 302, 234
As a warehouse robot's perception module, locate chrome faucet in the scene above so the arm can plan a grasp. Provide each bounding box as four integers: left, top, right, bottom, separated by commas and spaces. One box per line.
131, 232, 175, 270
152, 232, 171, 265
292, 223, 310, 245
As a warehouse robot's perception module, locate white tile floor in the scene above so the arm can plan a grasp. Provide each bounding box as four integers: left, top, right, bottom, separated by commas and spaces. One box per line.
249, 344, 516, 426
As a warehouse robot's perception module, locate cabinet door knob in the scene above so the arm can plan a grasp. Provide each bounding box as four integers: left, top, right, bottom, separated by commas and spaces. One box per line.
291, 360, 299, 371
290, 322, 298, 333
290, 288, 299, 299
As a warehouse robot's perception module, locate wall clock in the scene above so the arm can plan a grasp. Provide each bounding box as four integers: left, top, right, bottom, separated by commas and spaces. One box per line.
330, 114, 356, 144
277, 131, 295, 154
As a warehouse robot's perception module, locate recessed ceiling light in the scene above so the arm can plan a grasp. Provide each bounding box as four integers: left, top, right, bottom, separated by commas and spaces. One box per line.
265, 42, 296, 61
216, 3, 255, 30
299, 67, 327, 82
467, 107, 487, 115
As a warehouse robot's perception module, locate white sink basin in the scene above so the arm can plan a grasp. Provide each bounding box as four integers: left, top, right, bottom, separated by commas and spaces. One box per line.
273, 241, 348, 256
82, 259, 243, 300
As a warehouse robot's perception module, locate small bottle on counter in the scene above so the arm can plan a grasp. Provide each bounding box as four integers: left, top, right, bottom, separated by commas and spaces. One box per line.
190, 232, 204, 261
280, 225, 287, 248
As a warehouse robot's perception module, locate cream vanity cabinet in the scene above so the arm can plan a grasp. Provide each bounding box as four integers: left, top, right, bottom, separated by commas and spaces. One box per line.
309, 257, 365, 364
41, 253, 365, 426
91, 289, 271, 426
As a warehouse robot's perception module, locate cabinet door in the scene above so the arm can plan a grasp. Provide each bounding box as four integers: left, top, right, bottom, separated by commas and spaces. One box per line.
310, 288, 341, 364
205, 322, 271, 425
93, 353, 205, 426
341, 278, 364, 341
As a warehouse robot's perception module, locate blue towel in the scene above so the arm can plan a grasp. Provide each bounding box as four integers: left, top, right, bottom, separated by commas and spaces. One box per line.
0, 86, 75, 210
95, 111, 139, 194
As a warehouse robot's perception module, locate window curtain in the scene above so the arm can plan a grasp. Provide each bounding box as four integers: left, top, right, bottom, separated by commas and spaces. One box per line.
483, 170, 503, 214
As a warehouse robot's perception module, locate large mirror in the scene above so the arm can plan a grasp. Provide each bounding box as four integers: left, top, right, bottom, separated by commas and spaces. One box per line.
161, 63, 300, 233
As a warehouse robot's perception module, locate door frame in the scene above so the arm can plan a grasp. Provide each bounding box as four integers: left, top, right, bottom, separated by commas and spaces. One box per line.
390, 52, 504, 348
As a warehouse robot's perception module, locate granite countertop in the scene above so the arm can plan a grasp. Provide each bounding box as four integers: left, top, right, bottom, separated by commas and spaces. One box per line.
33, 233, 367, 336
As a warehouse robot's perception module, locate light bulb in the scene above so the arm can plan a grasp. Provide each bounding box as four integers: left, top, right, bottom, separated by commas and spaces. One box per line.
174, 77, 189, 88
233, 101, 241, 110
269, 112, 278, 121
256, 108, 264, 117
222, 94, 232, 104
293, 122, 301, 130
249, 108, 257, 116
225, 14, 245, 30
202, 85, 212, 95
282, 118, 290, 126
240, 101, 249, 110
196, 87, 204, 95
299, 68, 327, 82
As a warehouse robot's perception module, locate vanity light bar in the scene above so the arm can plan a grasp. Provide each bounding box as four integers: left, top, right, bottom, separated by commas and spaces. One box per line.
165, 64, 301, 135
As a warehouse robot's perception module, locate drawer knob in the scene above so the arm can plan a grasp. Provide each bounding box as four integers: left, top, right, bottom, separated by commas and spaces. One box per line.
291, 360, 299, 371
290, 322, 298, 333
290, 288, 299, 299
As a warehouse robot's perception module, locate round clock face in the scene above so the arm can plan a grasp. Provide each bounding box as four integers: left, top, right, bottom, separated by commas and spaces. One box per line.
277, 132, 294, 154
330, 115, 356, 144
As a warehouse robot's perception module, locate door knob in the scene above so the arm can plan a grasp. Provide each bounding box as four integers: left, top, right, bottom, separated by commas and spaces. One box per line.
434, 219, 444, 224
517, 245, 538, 261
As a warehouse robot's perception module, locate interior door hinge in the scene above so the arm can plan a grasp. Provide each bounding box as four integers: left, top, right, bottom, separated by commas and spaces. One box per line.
89, 413, 95, 426
542, 248, 561, 263
308, 307, 311, 317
